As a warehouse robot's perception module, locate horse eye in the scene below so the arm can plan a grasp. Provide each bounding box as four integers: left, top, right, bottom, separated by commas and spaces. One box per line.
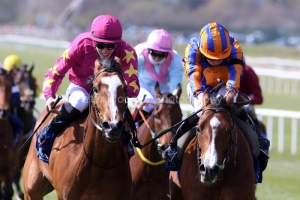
93, 87, 98, 93
153, 114, 159, 119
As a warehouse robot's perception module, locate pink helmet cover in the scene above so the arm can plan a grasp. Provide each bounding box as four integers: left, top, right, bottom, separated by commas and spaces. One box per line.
146, 29, 173, 52
91, 15, 122, 43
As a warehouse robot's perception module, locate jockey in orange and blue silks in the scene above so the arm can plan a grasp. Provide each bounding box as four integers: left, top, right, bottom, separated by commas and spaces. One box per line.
183, 22, 244, 110
164, 22, 246, 171
132, 29, 183, 116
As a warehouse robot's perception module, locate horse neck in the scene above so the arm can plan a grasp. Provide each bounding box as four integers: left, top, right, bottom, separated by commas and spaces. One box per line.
16, 106, 33, 133
138, 116, 163, 160
84, 112, 123, 163
0, 120, 14, 147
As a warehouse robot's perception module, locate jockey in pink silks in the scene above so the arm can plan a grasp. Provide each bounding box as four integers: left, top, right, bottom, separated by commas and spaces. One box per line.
38, 15, 140, 157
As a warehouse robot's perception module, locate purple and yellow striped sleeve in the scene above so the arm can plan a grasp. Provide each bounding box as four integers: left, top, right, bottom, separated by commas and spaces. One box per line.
184, 37, 203, 96
226, 39, 244, 93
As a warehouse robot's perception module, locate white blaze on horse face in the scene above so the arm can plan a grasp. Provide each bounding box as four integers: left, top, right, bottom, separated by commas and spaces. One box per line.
204, 116, 221, 168
101, 75, 122, 122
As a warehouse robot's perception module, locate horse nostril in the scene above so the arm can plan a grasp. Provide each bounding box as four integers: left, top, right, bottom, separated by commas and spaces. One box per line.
102, 121, 111, 130
116, 121, 124, 131
211, 165, 220, 175
199, 164, 205, 172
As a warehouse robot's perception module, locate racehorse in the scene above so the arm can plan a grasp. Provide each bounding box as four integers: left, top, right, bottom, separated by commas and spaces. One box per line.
0, 68, 22, 200
130, 83, 183, 200
12, 63, 37, 199
169, 89, 255, 200
23, 57, 132, 200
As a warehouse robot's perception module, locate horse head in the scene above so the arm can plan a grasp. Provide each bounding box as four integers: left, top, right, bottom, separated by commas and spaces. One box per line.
153, 82, 183, 157
13, 63, 36, 112
90, 57, 127, 143
196, 89, 235, 183
0, 68, 12, 119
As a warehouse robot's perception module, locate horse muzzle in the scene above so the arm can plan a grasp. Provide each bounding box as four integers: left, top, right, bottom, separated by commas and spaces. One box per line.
199, 163, 220, 183
102, 120, 124, 143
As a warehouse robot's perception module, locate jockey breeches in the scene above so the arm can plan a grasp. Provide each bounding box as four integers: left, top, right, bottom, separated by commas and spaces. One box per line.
66, 83, 89, 113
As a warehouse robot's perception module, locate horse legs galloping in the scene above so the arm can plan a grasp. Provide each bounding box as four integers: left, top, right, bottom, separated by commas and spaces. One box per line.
23, 136, 54, 200
13, 169, 24, 200
0, 179, 14, 200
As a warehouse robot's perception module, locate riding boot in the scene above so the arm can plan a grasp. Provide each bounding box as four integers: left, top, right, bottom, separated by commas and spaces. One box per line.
38, 102, 81, 145
123, 107, 138, 158
164, 114, 199, 171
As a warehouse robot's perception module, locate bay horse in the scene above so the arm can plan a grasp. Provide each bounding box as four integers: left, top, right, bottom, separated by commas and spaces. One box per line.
130, 83, 183, 200
12, 63, 37, 199
23, 57, 132, 200
0, 68, 22, 200
169, 90, 255, 200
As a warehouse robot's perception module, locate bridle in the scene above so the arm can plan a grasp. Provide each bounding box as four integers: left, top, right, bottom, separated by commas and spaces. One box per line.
88, 67, 128, 131
14, 68, 36, 112
138, 96, 179, 159
83, 65, 128, 169
196, 107, 237, 180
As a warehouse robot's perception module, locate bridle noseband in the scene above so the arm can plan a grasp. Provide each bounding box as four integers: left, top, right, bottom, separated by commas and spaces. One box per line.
83, 65, 128, 169
88, 67, 127, 131
197, 107, 237, 180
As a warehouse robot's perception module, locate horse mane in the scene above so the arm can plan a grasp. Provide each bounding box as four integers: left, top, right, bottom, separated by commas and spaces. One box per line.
86, 57, 122, 87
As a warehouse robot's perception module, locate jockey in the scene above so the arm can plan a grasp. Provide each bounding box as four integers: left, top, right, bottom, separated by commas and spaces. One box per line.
131, 29, 184, 124
3, 54, 41, 98
164, 22, 267, 181
240, 64, 264, 131
0, 62, 24, 146
39, 15, 140, 157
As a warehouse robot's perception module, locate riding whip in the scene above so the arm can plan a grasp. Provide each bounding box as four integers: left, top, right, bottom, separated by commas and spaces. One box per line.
19, 95, 63, 151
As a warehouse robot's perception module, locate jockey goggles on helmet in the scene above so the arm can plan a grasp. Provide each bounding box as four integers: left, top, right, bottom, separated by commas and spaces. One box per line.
95, 42, 117, 50
148, 49, 168, 58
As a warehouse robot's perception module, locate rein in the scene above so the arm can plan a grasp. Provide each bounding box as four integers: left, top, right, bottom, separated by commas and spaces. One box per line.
197, 107, 238, 180
136, 100, 178, 165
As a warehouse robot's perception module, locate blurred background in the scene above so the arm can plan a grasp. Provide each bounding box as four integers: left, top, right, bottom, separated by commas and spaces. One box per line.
1, 0, 300, 46
0, 0, 300, 199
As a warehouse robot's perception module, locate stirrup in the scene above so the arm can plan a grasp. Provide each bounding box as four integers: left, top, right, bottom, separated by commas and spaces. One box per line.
38, 124, 52, 146
164, 146, 179, 171
126, 140, 135, 158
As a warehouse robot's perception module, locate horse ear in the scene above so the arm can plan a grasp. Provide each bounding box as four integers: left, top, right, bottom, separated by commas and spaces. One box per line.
94, 59, 102, 75
202, 89, 211, 108
29, 63, 34, 73
234, 92, 251, 106
175, 83, 182, 101
114, 56, 122, 69
155, 82, 162, 99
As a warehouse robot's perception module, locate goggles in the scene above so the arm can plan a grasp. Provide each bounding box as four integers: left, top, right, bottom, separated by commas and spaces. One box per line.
95, 42, 117, 50
148, 49, 168, 58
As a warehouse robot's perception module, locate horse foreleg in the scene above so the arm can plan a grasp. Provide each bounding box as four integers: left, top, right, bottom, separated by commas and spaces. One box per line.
23, 151, 54, 200
2, 178, 14, 200
169, 171, 184, 200
13, 169, 24, 200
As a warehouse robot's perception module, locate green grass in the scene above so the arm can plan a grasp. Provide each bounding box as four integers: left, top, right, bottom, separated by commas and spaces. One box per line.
1, 44, 299, 199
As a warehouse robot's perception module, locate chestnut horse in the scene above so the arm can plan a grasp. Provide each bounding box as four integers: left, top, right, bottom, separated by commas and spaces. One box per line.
23, 58, 132, 200
12, 63, 37, 200
169, 90, 255, 200
130, 84, 183, 200
0, 68, 22, 200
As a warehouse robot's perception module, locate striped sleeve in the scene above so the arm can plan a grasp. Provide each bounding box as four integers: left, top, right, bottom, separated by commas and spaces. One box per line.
226, 39, 244, 93
184, 37, 203, 96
